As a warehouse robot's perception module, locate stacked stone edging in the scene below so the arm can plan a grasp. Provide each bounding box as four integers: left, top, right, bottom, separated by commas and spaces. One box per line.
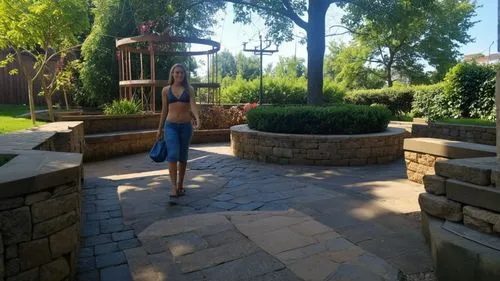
230, 125, 405, 166
419, 157, 500, 236
0, 122, 84, 281
419, 157, 500, 281
412, 122, 495, 145
403, 138, 495, 184
84, 129, 230, 162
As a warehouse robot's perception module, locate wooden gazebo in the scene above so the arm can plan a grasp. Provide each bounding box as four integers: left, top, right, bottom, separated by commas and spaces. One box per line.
115, 34, 220, 112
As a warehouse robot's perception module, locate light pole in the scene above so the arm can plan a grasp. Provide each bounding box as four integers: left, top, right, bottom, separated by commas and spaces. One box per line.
243, 35, 278, 105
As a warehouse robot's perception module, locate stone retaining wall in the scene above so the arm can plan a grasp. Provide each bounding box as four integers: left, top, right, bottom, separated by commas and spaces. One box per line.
419, 157, 500, 280
420, 157, 500, 236
230, 125, 406, 166
403, 138, 496, 184
412, 122, 495, 145
84, 129, 229, 162
0, 122, 84, 281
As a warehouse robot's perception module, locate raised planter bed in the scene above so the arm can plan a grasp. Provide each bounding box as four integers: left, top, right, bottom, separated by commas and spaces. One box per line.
230, 124, 406, 166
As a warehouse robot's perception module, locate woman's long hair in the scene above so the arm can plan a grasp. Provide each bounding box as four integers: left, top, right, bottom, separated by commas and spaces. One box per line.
168, 63, 190, 89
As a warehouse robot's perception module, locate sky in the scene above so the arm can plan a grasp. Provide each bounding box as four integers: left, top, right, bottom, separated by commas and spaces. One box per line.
193, 0, 497, 76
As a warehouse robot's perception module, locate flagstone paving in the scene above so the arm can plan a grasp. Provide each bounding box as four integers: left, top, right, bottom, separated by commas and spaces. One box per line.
77, 143, 436, 281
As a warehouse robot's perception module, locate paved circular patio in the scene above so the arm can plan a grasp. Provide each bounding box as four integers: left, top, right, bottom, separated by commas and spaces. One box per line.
78, 143, 436, 281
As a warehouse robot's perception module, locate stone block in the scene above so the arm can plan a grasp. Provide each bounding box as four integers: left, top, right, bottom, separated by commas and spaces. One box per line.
446, 179, 500, 213
52, 184, 77, 198
167, 232, 208, 257
200, 251, 284, 281
288, 254, 339, 281
39, 257, 69, 281
5, 258, 20, 277
418, 193, 462, 221
406, 161, 419, 172
33, 211, 77, 239
463, 206, 500, 234
50, 223, 78, 258
0, 197, 24, 211
418, 154, 436, 166
6, 245, 17, 259
0, 206, 31, 245
95, 252, 126, 268
404, 151, 417, 161
436, 159, 491, 186
25, 192, 51, 205
7, 267, 38, 281
18, 238, 51, 271
177, 239, 260, 273
463, 215, 492, 234
423, 175, 446, 195
31, 193, 78, 223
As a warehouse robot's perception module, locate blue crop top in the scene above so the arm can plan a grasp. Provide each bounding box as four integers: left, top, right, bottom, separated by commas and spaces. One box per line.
167, 87, 190, 103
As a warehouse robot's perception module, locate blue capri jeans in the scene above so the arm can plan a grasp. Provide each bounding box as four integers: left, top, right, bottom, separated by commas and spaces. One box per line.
164, 121, 193, 162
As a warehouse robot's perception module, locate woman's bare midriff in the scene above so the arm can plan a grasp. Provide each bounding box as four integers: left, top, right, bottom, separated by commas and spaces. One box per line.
166, 102, 191, 123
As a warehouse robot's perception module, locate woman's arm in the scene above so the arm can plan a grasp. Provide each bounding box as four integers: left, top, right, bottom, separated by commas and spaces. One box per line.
189, 86, 201, 129
156, 86, 169, 139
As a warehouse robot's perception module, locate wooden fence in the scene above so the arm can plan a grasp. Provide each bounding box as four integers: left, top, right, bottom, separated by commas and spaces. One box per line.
0, 50, 67, 105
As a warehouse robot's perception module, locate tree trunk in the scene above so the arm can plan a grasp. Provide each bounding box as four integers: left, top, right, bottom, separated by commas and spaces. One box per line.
306, 2, 329, 105
387, 67, 393, 87
386, 55, 394, 87
63, 90, 70, 110
42, 78, 54, 122
27, 80, 37, 126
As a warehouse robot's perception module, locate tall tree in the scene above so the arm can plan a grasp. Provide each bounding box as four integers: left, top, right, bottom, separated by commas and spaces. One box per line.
218, 50, 237, 78
274, 56, 306, 78
0, 0, 89, 124
343, 0, 477, 86
236, 52, 260, 80
208, 0, 349, 104
324, 41, 385, 89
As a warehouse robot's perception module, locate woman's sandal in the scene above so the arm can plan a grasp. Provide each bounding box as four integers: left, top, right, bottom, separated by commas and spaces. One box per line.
177, 183, 185, 196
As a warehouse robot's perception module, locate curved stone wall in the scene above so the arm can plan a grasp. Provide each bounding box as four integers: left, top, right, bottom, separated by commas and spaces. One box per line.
230, 125, 406, 166
0, 122, 84, 281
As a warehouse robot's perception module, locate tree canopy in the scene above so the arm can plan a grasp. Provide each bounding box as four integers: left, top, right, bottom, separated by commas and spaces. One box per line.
213, 0, 349, 104
0, 0, 89, 123
342, 0, 477, 86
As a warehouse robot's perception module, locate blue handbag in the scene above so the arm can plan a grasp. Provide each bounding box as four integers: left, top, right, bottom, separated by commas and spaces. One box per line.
149, 138, 167, 162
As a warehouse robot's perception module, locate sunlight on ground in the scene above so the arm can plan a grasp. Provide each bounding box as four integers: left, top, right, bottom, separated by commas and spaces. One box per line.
101, 169, 168, 181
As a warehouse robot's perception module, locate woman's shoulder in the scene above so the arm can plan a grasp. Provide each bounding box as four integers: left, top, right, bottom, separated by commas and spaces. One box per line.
162, 85, 171, 95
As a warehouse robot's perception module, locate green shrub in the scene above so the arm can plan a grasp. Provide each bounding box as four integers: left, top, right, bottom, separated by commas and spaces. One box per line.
103, 99, 141, 115
444, 62, 496, 118
411, 83, 449, 120
221, 76, 345, 104
344, 87, 413, 115
247, 105, 391, 134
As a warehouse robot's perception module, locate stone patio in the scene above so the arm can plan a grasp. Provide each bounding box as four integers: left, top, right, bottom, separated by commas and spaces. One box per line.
77, 143, 436, 281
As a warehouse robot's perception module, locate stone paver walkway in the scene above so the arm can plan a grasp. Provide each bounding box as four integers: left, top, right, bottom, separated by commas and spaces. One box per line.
77, 143, 436, 281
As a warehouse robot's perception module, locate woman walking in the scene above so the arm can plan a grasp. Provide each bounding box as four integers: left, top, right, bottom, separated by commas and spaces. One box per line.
156, 63, 201, 198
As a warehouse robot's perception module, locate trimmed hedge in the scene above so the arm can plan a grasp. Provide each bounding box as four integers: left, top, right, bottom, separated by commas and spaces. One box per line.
411, 83, 448, 120
247, 105, 391, 134
444, 62, 496, 120
221, 76, 345, 104
344, 87, 413, 115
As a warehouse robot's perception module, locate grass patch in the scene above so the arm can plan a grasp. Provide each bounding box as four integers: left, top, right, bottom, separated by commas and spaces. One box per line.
435, 118, 495, 127
0, 104, 46, 134
0, 154, 15, 167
